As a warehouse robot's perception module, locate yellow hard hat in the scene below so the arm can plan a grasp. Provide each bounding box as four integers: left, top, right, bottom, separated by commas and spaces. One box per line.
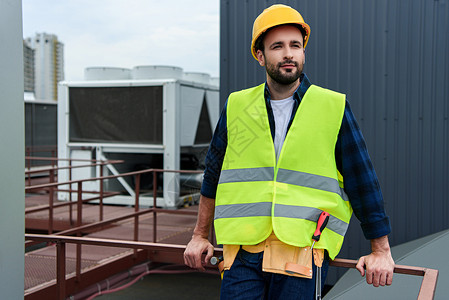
251, 4, 310, 60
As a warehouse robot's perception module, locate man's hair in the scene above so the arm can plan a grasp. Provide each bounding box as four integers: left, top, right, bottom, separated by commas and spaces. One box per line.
253, 24, 306, 54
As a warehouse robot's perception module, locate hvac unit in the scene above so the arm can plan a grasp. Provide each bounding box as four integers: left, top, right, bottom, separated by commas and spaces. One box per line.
58, 66, 219, 208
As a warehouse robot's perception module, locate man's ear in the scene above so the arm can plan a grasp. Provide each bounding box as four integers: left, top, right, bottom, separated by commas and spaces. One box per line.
256, 50, 265, 67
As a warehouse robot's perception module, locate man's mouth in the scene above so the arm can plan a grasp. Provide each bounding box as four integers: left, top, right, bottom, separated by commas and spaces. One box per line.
279, 61, 297, 69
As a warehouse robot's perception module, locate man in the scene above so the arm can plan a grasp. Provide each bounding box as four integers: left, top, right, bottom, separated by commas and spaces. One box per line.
184, 4, 394, 299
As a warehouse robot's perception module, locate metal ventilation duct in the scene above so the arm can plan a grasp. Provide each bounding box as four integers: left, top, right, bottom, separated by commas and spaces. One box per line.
84, 67, 131, 80
210, 77, 220, 87
183, 72, 211, 85
132, 65, 184, 80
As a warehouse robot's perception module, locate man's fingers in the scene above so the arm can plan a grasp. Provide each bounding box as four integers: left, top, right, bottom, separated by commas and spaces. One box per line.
357, 247, 394, 287
183, 251, 188, 266
356, 257, 366, 277
189, 252, 204, 270
184, 237, 213, 271
204, 244, 214, 264
194, 248, 206, 270
364, 266, 393, 287
371, 269, 380, 287
183, 250, 197, 269
386, 272, 393, 285
183, 250, 190, 266
196, 256, 206, 271
378, 271, 387, 286
365, 270, 373, 285
371, 269, 391, 287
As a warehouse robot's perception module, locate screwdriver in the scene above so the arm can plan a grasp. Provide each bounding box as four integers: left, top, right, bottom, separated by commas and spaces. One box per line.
312, 211, 329, 300
311, 211, 330, 251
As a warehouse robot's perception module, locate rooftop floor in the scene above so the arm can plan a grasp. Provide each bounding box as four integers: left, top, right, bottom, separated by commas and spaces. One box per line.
24, 189, 218, 299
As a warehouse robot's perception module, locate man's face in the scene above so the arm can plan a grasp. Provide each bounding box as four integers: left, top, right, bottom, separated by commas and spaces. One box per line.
256, 25, 305, 85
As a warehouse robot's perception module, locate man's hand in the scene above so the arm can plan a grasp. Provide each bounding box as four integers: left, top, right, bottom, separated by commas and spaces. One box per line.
356, 235, 395, 287
183, 195, 216, 271
184, 235, 214, 271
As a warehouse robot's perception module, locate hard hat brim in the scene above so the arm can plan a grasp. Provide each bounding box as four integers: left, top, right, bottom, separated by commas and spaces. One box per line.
251, 5, 311, 61
251, 23, 310, 60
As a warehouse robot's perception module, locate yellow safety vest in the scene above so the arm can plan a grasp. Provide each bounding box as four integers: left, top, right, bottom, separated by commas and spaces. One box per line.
214, 83, 353, 260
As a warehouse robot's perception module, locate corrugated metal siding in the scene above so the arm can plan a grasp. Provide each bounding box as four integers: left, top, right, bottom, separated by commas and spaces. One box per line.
220, 0, 449, 284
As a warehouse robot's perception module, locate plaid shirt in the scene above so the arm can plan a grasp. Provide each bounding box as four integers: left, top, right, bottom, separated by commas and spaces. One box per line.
201, 73, 391, 240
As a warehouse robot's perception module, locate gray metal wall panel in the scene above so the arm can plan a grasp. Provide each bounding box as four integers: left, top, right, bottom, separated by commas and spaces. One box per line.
0, 1, 25, 298
221, 0, 449, 284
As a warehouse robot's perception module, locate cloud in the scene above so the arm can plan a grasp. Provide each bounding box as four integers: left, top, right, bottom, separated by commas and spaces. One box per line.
23, 0, 219, 80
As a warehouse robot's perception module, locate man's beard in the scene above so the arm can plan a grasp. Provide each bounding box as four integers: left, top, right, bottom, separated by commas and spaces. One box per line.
265, 59, 302, 85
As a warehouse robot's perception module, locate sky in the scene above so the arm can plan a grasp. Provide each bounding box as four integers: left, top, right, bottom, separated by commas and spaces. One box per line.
22, 0, 220, 81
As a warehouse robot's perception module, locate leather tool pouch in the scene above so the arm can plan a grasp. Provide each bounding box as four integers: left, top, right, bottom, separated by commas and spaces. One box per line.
263, 240, 314, 278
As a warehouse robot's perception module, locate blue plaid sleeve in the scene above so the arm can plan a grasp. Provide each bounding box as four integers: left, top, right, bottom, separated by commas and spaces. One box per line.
336, 100, 391, 240
200, 101, 228, 199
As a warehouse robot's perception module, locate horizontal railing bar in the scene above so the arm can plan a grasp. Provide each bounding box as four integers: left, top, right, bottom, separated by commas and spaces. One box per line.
25, 156, 122, 163
25, 232, 434, 280
26, 145, 57, 150
27, 188, 117, 195
330, 258, 438, 300
25, 161, 123, 175
25, 192, 120, 214
52, 209, 156, 236
330, 258, 426, 276
25, 233, 437, 281
25, 207, 198, 248
153, 208, 198, 215
25, 234, 222, 254
25, 168, 203, 191
54, 189, 117, 194
53, 206, 197, 237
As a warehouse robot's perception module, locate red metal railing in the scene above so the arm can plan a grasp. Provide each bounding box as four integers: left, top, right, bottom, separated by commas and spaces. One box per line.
24, 165, 438, 299
329, 259, 438, 300
25, 167, 203, 238
25, 166, 205, 299
25, 145, 57, 156
25, 145, 58, 171
25, 234, 222, 300
25, 157, 124, 231
24, 234, 439, 300
25, 156, 123, 186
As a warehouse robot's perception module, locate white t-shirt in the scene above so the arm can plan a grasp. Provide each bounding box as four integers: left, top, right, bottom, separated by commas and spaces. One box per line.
270, 96, 295, 161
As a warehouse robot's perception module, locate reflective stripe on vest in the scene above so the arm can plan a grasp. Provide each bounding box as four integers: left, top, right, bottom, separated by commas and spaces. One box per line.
217, 167, 349, 201
276, 168, 349, 201
218, 167, 274, 184
215, 202, 348, 237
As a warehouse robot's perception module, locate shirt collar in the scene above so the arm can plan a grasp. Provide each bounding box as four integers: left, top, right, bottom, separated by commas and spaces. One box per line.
264, 73, 312, 103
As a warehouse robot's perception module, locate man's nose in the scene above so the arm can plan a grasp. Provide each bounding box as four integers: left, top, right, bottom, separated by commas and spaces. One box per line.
283, 47, 294, 60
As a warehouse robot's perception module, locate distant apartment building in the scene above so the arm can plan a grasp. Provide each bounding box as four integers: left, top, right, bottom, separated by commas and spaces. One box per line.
23, 39, 35, 93
28, 33, 64, 100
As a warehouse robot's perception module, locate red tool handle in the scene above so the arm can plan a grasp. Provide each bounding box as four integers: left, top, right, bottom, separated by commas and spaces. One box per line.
312, 211, 330, 242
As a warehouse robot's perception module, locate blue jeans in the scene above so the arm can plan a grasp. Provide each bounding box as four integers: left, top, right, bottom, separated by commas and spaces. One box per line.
220, 249, 329, 300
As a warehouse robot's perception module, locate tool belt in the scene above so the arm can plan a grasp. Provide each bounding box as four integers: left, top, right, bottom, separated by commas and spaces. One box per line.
222, 232, 325, 278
